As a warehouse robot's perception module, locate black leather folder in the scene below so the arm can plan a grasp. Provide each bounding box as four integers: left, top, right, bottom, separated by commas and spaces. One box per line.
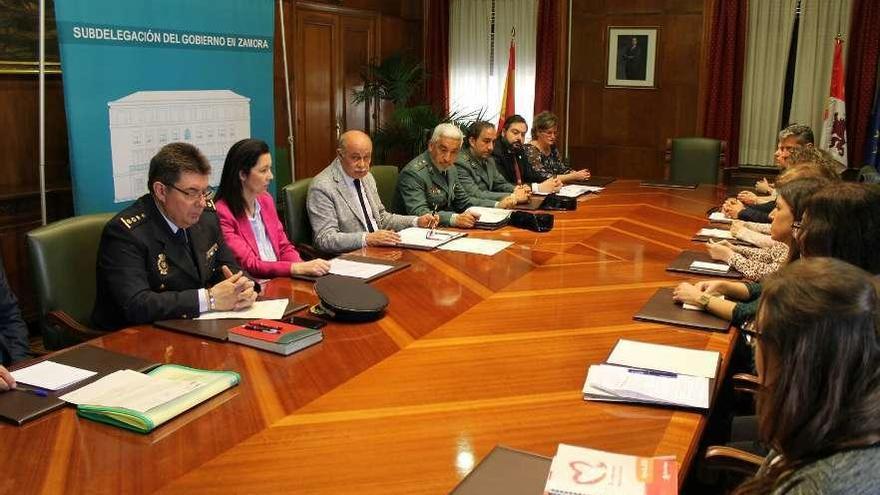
633, 287, 731, 332
570, 175, 616, 187
0, 345, 158, 425
450, 445, 551, 495
666, 251, 744, 279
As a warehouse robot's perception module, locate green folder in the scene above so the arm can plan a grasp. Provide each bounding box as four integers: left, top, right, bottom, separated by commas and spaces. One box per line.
76, 364, 240, 434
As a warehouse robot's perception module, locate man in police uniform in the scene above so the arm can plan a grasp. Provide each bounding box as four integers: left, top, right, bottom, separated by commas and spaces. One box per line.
456, 120, 529, 204
92, 142, 258, 331
395, 123, 505, 228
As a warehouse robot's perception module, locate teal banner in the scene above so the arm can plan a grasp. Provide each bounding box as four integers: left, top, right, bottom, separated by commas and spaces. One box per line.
54, 0, 275, 214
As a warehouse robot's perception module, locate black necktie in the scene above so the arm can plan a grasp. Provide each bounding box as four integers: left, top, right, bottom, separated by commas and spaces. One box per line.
176, 228, 200, 276
353, 179, 375, 232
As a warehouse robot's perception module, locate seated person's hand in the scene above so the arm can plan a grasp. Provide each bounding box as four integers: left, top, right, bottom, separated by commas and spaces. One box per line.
672, 282, 702, 306
416, 213, 439, 229
366, 230, 402, 246
695, 280, 727, 295
498, 195, 518, 209
706, 240, 735, 262
537, 177, 563, 193
722, 200, 745, 218
513, 186, 530, 203
212, 266, 256, 311
729, 221, 745, 237
573, 169, 591, 181
737, 191, 758, 205
756, 178, 773, 194
290, 259, 331, 277
0, 365, 15, 392
453, 211, 478, 228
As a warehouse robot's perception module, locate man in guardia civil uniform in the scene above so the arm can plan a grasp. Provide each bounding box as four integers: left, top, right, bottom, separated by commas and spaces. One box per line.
455, 120, 530, 205
395, 123, 510, 228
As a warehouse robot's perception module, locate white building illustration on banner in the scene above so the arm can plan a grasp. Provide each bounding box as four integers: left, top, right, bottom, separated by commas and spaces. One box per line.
108, 90, 251, 203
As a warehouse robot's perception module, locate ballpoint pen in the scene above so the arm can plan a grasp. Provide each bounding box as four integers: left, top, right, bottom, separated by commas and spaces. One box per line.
14, 385, 49, 397
244, 323, 281, 334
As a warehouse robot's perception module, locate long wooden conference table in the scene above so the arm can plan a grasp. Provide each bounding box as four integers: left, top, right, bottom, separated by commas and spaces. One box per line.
1, 180, 736, 494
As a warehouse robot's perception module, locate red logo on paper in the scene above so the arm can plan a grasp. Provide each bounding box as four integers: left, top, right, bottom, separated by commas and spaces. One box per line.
569, 461, 607, 484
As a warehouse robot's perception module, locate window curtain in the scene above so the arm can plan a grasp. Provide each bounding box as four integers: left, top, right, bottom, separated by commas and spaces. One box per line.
789, 0, 852, 140
702, 0, 749, 168
449, 0, 538, 130
739, 0, 798, 166
425, 0, 451, 115
533, 0, 558, 115
845, 0, 880, 167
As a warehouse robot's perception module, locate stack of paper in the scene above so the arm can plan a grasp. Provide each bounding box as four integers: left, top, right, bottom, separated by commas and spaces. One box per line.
697, 228, 734, 239
545, 444, 678, 495
468, 207, 511, 225
196, 298, 289, 320
328, 258, 392, 279
11, 361, 97, 391
582, 339, 720, 411
437, 237, 513, 256
708, 211, 732, 223
689, 260, 731, 273
397, 227, 466, 250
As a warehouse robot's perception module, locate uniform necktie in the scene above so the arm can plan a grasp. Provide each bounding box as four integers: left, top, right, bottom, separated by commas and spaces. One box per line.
353, 179, 375, 232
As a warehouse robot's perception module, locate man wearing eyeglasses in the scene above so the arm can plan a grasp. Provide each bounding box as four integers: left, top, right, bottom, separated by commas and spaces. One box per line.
308, 130, 438, 254
92, 142, 258, 331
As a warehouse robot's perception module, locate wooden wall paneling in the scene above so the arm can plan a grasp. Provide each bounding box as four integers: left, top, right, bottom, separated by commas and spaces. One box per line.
340, 15, 378, 134
294, 9, 340, 179
566, 0, 707, 180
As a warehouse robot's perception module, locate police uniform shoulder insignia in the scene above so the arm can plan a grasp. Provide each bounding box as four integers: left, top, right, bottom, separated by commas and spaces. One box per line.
204, 198, 216, 210
119, 211, 147, 230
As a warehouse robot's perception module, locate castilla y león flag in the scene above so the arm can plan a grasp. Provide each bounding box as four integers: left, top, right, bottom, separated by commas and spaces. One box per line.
821, 37, 848, 167
497, 34, 516, 131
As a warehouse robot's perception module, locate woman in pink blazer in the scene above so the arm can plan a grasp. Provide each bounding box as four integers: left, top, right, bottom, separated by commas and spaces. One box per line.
214, 139, 330, 279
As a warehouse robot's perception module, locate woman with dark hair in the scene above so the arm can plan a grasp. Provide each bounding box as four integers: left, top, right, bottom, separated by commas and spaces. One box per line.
733, 257, 880, 494
797, 182, 880, 274
524, 111, 590, 184
215, 139, 330, 279
673, 177, 828, 326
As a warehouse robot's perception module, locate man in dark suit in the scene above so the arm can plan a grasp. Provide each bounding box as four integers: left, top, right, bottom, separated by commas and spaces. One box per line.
92, 142, 257, 331
0, 254, 29, 391
492, 115, 561, 194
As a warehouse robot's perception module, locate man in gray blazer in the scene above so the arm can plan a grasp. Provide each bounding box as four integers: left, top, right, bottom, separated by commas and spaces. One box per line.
307, 130, 437, 254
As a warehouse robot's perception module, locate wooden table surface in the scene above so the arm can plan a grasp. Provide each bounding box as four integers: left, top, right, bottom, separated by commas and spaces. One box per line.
1, 180, 736, 494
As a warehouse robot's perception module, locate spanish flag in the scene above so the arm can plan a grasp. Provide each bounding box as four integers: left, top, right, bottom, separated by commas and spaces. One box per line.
497, 32, 516, 130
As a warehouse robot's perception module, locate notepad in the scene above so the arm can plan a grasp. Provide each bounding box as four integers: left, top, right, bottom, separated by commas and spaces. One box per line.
68, 364, 240, 433
397, 227, 466, 249
437, 237, 513, 256
328, 258, 393, 279
607, 339, 720, 378
545, 444, 678, 495
583, 364, 710, 410
697, 228, 734, 239
709, 211, 732, 223
11, 361, 97, 391
195, 298, 288, 320
689, 260, 731, 272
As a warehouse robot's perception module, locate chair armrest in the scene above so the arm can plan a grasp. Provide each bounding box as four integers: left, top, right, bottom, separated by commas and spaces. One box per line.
704, 445, 764, 476
47, 310, 107, 343
733, 373, 761, 394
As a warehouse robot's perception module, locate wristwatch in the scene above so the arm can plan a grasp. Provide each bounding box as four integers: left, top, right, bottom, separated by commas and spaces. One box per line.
698, 293, 712, 309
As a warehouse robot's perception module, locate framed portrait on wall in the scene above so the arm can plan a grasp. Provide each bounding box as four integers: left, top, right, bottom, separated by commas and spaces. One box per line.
606, 27, 659, 89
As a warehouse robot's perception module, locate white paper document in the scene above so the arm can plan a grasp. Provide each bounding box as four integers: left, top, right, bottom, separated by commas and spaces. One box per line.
697, 228, 734, 239
690, 260, 731, 272
60, 369, 204, 413
397, 227, 464, 249
584, 364, 710, 409
328, 258, 392, 279
709, 211, 732, 223
607, 339, 720, 378
11, 361, 97, 391
437, 237, 513, 256
196, 298, 289, 320
468, 207, 511, 224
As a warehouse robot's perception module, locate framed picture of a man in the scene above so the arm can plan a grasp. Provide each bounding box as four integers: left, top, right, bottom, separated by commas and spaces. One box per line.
606, 27, 659, 89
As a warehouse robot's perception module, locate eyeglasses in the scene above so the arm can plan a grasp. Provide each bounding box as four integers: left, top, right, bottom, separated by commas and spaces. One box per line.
426, 230, 454, 241
165, 183, 215, 202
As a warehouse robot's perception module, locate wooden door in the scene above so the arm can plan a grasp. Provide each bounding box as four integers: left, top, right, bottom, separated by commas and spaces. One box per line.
292, 4, 377, 180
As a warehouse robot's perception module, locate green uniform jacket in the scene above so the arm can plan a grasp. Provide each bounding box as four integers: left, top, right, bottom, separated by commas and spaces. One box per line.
395, 151, 496, 226
455, 148, 515, 201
